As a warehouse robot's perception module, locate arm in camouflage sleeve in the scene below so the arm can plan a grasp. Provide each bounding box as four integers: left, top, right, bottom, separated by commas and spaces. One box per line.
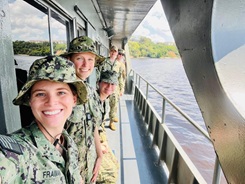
0, 152, 20, 183
90, 126, 103, 183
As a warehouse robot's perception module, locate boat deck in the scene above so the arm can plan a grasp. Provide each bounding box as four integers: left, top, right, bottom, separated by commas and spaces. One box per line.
106, 94, 168, 184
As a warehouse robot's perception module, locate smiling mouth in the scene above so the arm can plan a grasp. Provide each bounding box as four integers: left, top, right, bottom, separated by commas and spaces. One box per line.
43, 110, 62, 115
80, 68, 90, 72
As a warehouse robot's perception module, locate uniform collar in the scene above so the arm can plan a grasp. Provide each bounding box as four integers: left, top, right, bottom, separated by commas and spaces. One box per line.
29, 123, 65, 164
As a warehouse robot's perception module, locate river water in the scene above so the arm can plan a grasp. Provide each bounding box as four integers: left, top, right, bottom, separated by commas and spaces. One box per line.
131, 58, 226, 183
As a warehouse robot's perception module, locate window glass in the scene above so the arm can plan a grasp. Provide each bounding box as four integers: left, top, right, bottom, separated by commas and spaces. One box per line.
50, 11, 67, 55
9, 0, 68, 70
9, 0, 49, 70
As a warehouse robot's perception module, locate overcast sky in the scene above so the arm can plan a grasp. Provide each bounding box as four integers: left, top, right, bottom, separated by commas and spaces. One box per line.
131, 0, 175, 43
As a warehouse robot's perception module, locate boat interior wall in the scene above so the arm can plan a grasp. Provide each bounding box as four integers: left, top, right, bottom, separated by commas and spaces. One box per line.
161, 0, 245, 182
0, 0, 22, 134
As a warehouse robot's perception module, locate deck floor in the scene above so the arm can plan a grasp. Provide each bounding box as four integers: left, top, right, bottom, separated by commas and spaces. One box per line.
106, 94, 168, 184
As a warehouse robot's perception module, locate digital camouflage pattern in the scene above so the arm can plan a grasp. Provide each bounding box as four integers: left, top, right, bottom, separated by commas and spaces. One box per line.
110, 45, 118, 52
0, 123, 81, 183
13, 55, 87, 106
61, 36, 105, 65
97, 98, 119, 184
118, 48, 125, 55
97, 146, 119, 184
96, 57, 124, 119
100, 70, 118, 85
66, 83, 103, 183
118, 61, 126, 81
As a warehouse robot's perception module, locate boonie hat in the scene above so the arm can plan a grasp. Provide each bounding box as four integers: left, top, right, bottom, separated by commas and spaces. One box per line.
118, 48, 125, 55
110, 45, 118, 52
100, 70, 118, 85
13, 56, 88, 106
61, 36, 105, 64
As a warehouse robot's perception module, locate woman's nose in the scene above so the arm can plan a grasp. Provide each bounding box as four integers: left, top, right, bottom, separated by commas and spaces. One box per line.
45, 94, 58, 105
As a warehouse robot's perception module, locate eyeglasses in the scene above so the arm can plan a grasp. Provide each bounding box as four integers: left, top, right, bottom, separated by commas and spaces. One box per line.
118, 53, 124, 56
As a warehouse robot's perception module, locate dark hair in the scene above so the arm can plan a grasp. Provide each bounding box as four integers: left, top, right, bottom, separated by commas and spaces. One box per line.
68, 83, 77, 96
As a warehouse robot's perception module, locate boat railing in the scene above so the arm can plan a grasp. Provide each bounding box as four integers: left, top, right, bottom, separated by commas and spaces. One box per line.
128, 69, 223, 184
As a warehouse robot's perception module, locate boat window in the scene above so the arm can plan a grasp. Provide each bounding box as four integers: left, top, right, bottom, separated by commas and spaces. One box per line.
9, 0, 49, 70
50, 10, 67, 55
8, 0, 68, 70
77, 25, 86, 37
100, 44, 109, 57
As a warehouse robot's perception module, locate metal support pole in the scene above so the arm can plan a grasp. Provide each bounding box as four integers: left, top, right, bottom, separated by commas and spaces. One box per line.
146, 83, 149, 100
212, 157, 221, 184
162, 99, 166, 123
47, 8, 54, 55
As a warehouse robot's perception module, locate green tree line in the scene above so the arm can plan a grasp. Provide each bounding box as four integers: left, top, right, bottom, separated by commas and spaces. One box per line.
128, 36, 179, 58
13, 41, 66, 56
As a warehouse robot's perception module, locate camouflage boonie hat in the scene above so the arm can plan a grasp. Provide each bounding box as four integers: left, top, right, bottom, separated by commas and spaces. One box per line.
13, 56, 88, 106
100, 70, 118, 85
61, 36, 105, 65
118, 48, 125, 55
110, 45, 118, 52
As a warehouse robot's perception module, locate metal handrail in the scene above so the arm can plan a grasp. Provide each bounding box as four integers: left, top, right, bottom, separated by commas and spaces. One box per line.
129, 69, 222, 184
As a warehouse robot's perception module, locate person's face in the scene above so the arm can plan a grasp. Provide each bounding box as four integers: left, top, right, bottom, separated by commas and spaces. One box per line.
29, 80, 77, 129
117, 53, 124, 61
69, 52, 96, 80
99, 81, 116, 98
110, 49, 118, 59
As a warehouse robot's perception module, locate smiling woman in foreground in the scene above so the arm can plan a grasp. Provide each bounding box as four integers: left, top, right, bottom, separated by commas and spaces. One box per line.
0, 56, 87, 183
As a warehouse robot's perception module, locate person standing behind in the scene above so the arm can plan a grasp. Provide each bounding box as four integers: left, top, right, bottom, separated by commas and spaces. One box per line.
62, 36, 105, 183
96, 70, 120, 184
0, 56, 86, 183
96, 45, 124, 131
117, 48, 127, 93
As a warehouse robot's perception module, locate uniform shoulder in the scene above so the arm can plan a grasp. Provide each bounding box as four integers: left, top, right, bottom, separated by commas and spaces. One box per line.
0, 134, 23, 155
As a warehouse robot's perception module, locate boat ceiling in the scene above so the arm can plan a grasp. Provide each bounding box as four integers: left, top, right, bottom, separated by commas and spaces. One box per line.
96, 0, 157, 41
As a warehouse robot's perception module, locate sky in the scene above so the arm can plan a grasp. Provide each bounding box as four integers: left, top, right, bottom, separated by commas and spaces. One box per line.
131, 0, 175, 43
9, 0, 66, 41
9, 0, 174, 43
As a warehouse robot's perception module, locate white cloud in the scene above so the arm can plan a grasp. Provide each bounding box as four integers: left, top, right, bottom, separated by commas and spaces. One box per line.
9, 0, 66, 41
132, 0, 174, 43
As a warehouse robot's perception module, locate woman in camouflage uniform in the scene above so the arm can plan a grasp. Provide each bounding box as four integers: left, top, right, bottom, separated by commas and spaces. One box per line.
96, 45, 124, 131
62, 36, 105, 183
96, 70, 120, 184
0, 56, 87, 183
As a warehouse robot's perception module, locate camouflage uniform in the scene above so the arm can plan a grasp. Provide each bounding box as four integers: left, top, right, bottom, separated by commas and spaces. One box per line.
0, 123, 81, 183
118, 48, 127, 82
67, 83, 103, 183
62, 36, 105, 183
96, 58, 124, 120
0, 56, 87, 183
97, 101, 120, 184
96, 71, 120, 183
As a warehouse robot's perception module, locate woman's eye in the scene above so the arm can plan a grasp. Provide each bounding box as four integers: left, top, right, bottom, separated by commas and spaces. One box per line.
76, 57, 84, 61
58, 91, 66, 95
88, 58, 95, 62
35, 93, 45, 97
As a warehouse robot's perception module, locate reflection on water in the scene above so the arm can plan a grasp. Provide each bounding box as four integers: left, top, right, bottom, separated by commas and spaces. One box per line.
132, 58, 226, 183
